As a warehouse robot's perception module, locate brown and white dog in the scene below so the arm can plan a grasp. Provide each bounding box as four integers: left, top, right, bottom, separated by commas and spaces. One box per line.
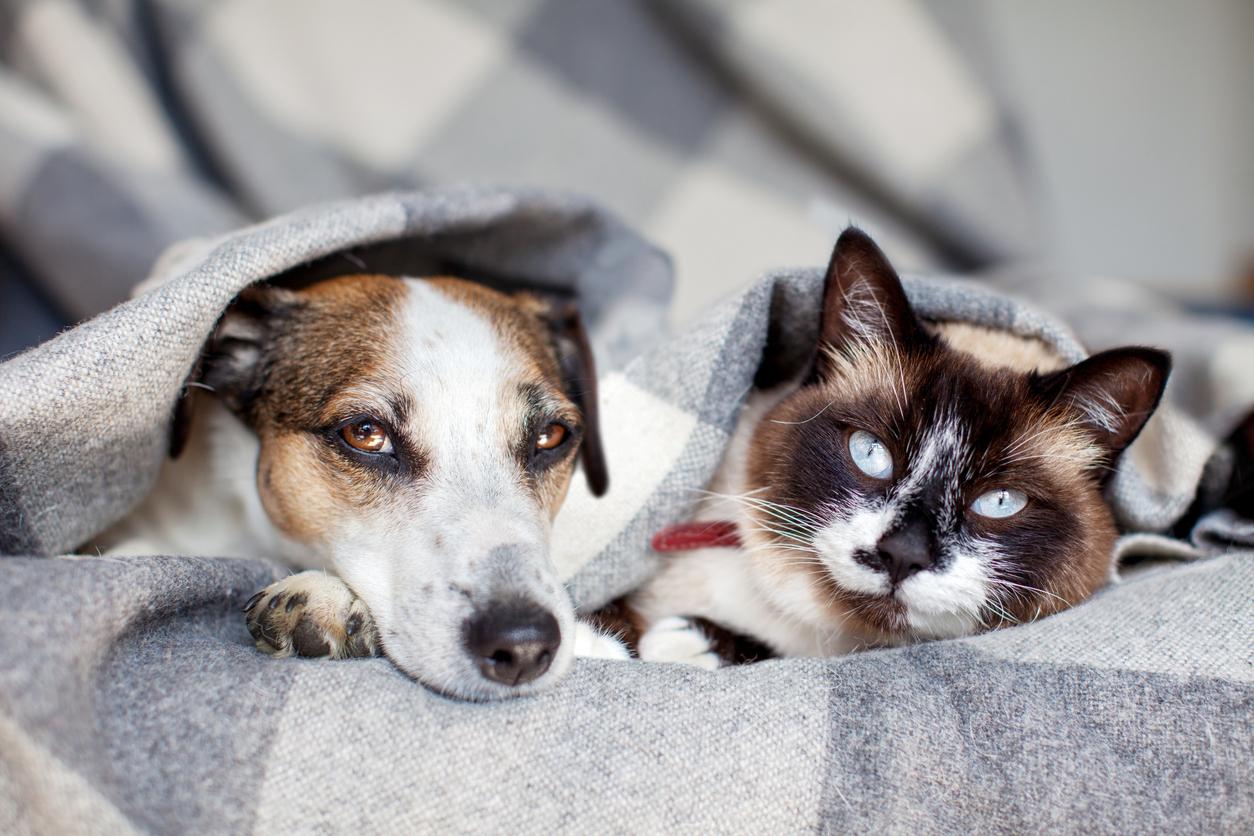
99, 273, 626, 700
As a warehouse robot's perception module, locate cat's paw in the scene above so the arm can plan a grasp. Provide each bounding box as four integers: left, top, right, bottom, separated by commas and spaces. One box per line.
637, 616, 721, 670
244, 571, 378, 659
572, 620, 631, 660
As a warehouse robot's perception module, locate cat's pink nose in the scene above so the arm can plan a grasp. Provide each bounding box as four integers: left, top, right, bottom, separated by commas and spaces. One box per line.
876, 520, 934, 584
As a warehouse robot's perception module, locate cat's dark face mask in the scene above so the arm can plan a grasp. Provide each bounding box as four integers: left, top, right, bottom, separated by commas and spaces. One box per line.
741, 228, 1170, 641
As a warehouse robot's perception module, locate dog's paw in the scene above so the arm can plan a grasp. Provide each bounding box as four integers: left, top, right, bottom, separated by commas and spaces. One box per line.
244, 571, 378, 659
637, 616, 721, 670
572, 620, 631, 660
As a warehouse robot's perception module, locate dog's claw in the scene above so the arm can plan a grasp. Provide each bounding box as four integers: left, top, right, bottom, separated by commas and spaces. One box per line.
244, 572, 379, 660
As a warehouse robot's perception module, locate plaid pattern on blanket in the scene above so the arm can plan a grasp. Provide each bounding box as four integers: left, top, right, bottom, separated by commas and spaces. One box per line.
0, 0, 1031, 335
2, 0, 1252, 831
2, 551, 1249, 834
1, 190, 1251, 832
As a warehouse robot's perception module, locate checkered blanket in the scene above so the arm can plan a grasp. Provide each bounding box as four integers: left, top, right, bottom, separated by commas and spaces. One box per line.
0, 0, 1034, 329
2, 1, 1251, 832
1, 189, 1251, 833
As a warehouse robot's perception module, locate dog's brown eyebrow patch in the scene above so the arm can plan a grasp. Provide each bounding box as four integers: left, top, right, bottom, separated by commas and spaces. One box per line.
520, 382, 580, 425
256, 274, 409, 432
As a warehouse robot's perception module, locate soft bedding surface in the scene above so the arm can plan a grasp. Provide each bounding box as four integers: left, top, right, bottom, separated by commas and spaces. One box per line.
2, 553, 1249, 834
1, 189, 1251, 833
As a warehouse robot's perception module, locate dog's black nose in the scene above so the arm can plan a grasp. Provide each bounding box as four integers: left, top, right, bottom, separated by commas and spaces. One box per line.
876, 519, 934, 585
464, 601, 560, 687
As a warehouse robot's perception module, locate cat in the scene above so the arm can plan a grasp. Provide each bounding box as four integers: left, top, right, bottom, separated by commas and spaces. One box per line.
604, 227, 1171, 668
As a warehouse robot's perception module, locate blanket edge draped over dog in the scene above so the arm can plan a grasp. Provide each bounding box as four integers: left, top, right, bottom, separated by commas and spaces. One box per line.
1, 189, 1250, 833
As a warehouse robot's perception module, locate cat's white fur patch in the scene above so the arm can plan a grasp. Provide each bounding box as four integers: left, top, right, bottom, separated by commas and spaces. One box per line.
813, 504, 893, 597
638, 616, 721, 670
894, 413, 965, 526
899, 553, 988, 638
572, 622, 631, 661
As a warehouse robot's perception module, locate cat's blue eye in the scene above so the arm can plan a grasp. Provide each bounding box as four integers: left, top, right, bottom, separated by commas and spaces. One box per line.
848, 430, 893, 479
971, 488, 1028, 519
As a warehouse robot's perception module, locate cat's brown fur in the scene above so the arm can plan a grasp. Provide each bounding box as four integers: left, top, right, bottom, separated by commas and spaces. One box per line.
618, 228, 1170, 665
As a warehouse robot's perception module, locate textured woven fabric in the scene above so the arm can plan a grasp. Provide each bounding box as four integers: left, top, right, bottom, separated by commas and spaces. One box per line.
1, 0, 1251, 830
0, 187, 670, 557
1, 190, 1251, 832
0, 554, 1248, 834
1, 0, 1031, 334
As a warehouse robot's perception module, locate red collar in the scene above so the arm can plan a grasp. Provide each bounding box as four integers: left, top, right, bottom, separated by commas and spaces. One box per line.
651, 520, 741, 552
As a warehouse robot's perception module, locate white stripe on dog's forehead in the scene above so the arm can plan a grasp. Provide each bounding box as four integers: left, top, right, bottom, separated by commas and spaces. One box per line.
400, 278, 509, 383
395, 278, 531, 485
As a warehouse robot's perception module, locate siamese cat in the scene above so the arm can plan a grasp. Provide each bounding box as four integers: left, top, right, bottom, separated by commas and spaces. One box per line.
605, 228, 1170, 667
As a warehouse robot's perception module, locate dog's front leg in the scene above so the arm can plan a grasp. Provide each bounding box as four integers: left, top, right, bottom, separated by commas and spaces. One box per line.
244, 571, 379, 659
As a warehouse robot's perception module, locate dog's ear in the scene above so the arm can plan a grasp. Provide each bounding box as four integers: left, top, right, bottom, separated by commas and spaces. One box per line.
169, 284, 298, 458
812, 227, 927, 381
524, 295, 609, 497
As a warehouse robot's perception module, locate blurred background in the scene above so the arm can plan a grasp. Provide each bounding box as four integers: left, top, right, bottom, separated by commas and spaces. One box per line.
2, 0, 1252, 357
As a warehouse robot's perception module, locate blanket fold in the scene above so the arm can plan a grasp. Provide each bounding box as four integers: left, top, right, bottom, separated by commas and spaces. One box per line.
1, 189, 1251, 833
0, 187, 670, 557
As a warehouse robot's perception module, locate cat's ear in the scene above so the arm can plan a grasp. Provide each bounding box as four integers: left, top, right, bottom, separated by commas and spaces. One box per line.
1036, 347, 1171, 456
816, 227, 926, 371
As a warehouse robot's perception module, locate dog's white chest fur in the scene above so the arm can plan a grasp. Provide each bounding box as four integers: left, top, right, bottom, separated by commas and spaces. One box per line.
97, 398, 310, 565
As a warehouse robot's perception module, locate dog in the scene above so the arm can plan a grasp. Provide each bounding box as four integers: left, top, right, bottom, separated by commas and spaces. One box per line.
98, 272, 625, 699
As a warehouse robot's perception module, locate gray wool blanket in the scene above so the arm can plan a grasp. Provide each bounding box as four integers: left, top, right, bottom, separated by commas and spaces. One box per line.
2, 189, 1252, 834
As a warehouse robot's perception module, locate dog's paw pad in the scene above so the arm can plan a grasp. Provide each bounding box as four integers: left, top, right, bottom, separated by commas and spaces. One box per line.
637, 616, 721, 670
244, 572, 378, 659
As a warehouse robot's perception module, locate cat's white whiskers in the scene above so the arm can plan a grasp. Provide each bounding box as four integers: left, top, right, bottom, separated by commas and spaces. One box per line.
985, 575, 1072, 609
981, 599, 1020, 626
745, 539, 814, 554
696, 488, 825, 524
702, 492, 825, 536
770, 400, 837, 425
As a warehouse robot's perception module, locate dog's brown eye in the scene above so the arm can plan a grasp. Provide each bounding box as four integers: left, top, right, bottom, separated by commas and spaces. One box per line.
535, 423, 567, 451
341, 420, 392, 454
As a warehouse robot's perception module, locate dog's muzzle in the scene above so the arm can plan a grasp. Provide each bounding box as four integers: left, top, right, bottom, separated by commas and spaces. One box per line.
463, 598, 561, 687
